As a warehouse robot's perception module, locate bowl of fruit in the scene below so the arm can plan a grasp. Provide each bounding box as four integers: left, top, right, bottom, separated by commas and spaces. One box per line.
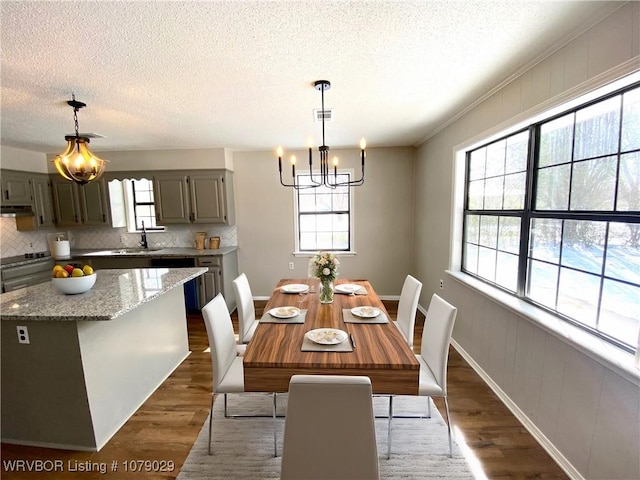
51, 264, 96, 294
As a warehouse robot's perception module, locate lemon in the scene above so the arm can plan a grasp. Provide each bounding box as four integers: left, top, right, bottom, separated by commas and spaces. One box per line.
52, 265, 64, 277
56, 270, 69, 278
71, 268, 84, 277
82, 265, 94, 275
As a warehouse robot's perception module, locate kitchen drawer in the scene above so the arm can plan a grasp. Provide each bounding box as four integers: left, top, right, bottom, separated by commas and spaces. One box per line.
3, 271, 53, 292
1, 259, 55, 281
197, 256, 221, 268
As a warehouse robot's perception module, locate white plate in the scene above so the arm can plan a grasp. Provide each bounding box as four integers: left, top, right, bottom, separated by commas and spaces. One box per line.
335, 284, 362, 294
280, 283, 310, 293
351, 306, 380, 318
306, 328, 348, 345
269, 306, 301, 319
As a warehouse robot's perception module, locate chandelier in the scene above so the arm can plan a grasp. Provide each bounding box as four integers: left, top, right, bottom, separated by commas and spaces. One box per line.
277, 80, 365, 189
53, 94, 108, 185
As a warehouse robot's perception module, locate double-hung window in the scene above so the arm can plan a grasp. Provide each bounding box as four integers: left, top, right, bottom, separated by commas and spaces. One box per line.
130, 179, 162, 231
295, 173, 352, 252
462, 82, 640, 352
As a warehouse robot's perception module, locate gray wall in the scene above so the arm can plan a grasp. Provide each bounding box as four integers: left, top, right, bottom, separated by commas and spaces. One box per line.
414, 3, 640, 479
232, 147, 416, 296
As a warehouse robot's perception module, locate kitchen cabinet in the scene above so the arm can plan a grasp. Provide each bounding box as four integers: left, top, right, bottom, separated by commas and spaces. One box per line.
50, 176, 112, 227
154, 170, 235, 225
15, 173, 55, 230
1, 169, 32, 205
197, 252, 238, 312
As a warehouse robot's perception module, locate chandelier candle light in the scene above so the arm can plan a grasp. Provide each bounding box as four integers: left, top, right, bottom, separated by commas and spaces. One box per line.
312, 251, 340, 304
277, 80, 366, 189
53, 94, 108, 185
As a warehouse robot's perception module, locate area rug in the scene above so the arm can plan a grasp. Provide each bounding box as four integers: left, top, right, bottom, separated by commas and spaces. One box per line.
177, 393, 475, 479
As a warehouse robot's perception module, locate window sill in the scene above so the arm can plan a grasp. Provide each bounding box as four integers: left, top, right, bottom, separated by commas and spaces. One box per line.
292, 251, 357, 257
446, 270, 640, 385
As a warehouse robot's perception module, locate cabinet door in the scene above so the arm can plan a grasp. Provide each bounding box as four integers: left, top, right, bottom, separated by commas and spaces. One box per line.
51, 178, 81, 226
199, 267, 221, 308
1, 170, 32, 205
189, 173, 226, 223
31, 174, 55, 228
78, 180, 111, 226
154, 174, 190, 224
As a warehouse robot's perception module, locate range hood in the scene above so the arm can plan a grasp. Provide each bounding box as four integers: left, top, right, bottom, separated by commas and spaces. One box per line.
0, 205, 34, 217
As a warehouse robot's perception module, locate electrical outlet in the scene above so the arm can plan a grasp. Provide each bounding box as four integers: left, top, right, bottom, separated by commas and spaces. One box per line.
288, 262, 295, 270
439, 279, 444, 289
17, 325, 30, 344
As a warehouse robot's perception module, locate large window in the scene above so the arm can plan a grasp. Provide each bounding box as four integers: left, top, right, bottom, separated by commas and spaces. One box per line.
463, 83, 640, 352
296, 173, 352, 252
130, 179, 161, 230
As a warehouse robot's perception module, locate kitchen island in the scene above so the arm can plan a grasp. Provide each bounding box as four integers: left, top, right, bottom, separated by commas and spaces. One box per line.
0, 267, 206, 451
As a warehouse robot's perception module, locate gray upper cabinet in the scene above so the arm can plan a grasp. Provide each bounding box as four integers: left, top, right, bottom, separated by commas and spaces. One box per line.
15, 173, 55, 231
51, 176, 112, 226
154, 170, 235, 225
1, 170, 33, 205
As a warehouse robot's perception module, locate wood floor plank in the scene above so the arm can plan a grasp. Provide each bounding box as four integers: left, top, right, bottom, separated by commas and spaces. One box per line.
0, 301, 568, 480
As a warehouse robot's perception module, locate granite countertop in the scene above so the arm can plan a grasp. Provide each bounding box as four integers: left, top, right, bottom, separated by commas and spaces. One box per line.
0, 246, 238, 269
0, 267, 207, 322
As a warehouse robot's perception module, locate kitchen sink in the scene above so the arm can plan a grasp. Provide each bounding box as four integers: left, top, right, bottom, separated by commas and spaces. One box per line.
88, 248, 161, 255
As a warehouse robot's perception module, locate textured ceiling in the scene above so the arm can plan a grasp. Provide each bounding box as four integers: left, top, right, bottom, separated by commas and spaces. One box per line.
0, 1, 621, 154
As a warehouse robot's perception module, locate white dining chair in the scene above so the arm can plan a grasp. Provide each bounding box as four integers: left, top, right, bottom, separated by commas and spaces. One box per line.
388, 293, 457, 458
232, 273, 259, 344
280, 375, 379, 480
201, 293, 277, 456
393, 274, 422, 349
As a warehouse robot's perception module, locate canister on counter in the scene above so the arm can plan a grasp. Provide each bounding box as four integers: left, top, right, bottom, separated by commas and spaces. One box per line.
209, 236, 220, 249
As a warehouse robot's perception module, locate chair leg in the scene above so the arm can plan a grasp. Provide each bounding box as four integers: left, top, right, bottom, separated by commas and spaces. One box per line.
208, 394, 215, 455
427, 395, 432, 418
273, 392, 278, 458
443, 397, 452, 458
387, 395, 393, 459
224, 393, 228, 417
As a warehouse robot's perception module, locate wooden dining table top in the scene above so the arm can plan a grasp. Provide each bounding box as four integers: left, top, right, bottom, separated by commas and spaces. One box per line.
242, 278, 419, 394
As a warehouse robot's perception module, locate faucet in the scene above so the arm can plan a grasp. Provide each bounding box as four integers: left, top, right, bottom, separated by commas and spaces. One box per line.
140, 221, 148, 249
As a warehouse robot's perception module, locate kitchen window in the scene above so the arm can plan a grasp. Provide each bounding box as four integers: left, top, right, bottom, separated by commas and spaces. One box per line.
295, 172, 353, 252
462, 82, 640, 352
130, 179, 161, 230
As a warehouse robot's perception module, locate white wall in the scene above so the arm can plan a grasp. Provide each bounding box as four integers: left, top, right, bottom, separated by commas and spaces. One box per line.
232, 147, 415, 296
415, 3, 640, 479
1, 145, 48, 172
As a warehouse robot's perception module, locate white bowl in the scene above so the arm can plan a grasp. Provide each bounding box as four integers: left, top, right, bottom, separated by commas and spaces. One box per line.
52, 273, 97, 294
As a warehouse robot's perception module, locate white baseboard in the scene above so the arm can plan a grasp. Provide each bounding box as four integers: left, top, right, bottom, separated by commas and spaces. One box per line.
450, 339, 584, 480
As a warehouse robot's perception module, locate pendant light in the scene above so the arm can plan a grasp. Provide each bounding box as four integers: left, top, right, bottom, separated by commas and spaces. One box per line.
53, 94, 107, 185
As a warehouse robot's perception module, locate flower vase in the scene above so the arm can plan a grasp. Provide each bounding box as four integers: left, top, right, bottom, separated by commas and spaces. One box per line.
319, 279, 334, 304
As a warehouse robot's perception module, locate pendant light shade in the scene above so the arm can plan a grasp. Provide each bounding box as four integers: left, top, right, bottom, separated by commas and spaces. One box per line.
53, 95, 108, 185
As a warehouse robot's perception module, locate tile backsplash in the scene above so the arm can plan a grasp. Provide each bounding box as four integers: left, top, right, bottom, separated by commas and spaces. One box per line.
0, 218, 237, 258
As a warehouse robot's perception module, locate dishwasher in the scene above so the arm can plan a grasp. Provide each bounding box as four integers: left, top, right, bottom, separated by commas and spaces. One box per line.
150, 257, 200, 312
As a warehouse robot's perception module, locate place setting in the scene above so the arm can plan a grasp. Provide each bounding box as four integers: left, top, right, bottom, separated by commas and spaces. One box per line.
260, 306, 307, 324
301, 328, 354, 352
334, 283, 368, 295
343, 305, 389, 324
279, 283, 310, 294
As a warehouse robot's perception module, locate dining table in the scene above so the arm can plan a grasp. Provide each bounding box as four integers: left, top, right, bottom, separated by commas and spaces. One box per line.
242, 278, 419, 395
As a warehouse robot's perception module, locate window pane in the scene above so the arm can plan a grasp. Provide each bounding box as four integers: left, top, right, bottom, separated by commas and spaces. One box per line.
486, 140, 506, 177
496, 251, 518, 292
503, 172, 525, 209
333, 193, 349, 211
316, 214, 333, 232
539, 113, 574, 168
536, 164, 570, 210
479, 216, 498, 248
484, 177, 503, 209
317, 232, 333, 249
561, 220, 605, 275
469, 148, 486, 181
300, 232, 315, 250
605, 222, 640, 284
316, 194, 332, 212
478, 246, 497, 281
299, 215, 316, 232
299, 194, 316, 213
527, 259, 558, 309
599, 279, 640, 348
334, 213, 349, 231
621, 87, 640, 151
574, 96, 621, 161
557, 268, 599, 327
333, 232, 349, 250
468, 180, 484, 209
570, 156, 617, 210
530, 218, 562, 263
465, 215, 480, 245
617, 152, 640, 211
497, 216, 520, 254
464, 243, 479, 275
505, 131, 529, 174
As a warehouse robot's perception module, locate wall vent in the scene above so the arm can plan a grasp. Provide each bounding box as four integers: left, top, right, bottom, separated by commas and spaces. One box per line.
313, 109, 334, 122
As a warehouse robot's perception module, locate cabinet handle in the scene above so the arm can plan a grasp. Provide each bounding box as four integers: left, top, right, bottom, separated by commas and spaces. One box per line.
4, 190, 8, 200
39, 215, 43, 225
102, 214, 106, 222
74, 214, 79, 223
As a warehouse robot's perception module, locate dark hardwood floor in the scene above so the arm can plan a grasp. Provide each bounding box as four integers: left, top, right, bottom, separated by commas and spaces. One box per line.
0, 301, 568, 479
